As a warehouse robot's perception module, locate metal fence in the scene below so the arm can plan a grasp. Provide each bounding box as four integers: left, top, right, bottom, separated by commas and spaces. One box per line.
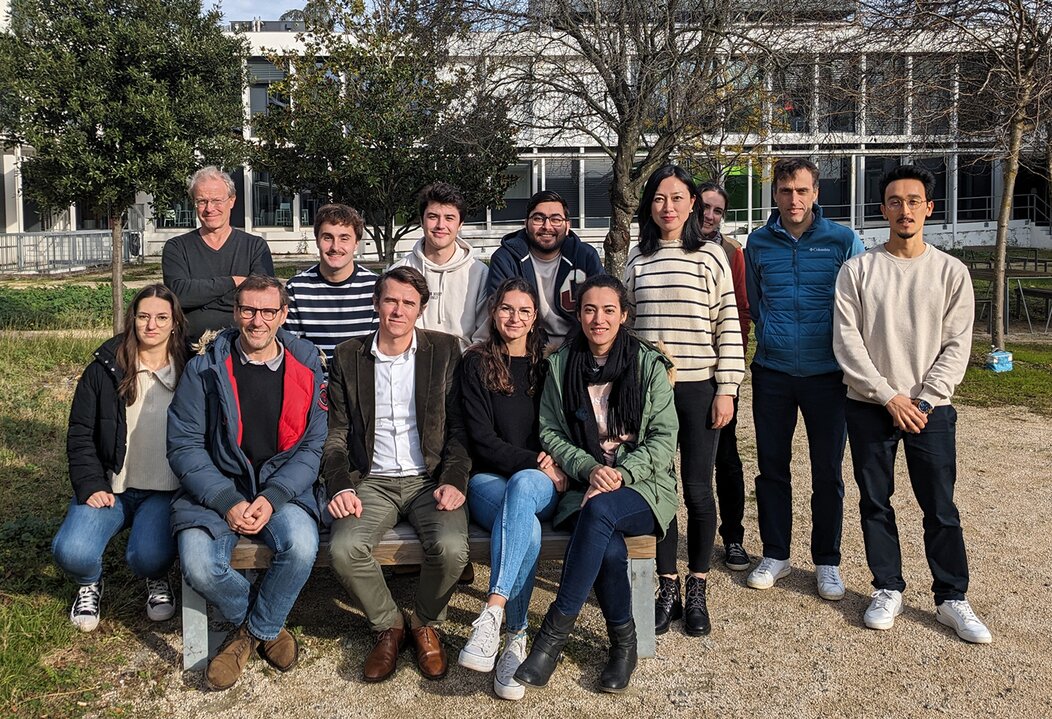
0, 230, 143, 274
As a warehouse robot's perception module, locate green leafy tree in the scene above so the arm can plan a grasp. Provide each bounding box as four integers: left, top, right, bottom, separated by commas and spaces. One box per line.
1, 0, 247, 332
252, 0, 519, 263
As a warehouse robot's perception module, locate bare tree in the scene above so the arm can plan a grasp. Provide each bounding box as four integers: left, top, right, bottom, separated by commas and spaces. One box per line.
859, 0, 1052, 348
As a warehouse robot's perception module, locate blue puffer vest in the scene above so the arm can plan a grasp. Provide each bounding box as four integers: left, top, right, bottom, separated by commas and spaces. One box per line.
744, 205, 864, 377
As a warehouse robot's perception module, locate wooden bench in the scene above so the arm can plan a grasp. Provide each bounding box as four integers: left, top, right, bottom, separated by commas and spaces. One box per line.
181, 523, 657, 671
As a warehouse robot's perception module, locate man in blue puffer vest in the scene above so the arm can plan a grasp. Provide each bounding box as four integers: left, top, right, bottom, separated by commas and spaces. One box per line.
743, 158, 865, 601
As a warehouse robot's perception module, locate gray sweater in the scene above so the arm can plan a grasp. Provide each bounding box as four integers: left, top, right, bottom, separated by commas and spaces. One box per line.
833, 244, 974, 407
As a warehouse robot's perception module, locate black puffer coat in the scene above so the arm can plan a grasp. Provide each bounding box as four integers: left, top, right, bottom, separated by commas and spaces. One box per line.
66, 336, 127, 503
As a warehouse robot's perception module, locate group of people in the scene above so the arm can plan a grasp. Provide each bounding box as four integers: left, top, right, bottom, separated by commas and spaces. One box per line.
52, 157, 991, 699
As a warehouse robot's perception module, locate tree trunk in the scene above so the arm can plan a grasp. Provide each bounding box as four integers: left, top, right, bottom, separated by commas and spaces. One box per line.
383, 217, 396, 266
992, 116, 1025, 349
604, 147, 640, 276
111, 213, 124, 335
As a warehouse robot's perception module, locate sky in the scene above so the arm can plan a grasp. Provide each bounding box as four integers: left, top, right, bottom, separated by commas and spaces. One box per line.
215, 0, 302, 21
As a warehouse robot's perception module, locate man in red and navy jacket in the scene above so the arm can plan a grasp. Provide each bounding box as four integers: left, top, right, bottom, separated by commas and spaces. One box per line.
168, 275, 327, 691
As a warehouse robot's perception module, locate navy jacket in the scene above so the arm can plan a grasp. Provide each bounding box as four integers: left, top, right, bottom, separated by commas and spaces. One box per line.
486, 228, 604, 327
744, 204, 864, 376
167, 327, 327, 538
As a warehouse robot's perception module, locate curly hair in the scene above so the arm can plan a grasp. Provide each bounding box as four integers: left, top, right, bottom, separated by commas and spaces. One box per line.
466, 277, 548, 396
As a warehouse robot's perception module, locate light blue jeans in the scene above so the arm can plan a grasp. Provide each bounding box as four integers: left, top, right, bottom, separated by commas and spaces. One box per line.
468, 470, 559, 632
177, 502, 318, 641
52, 488, 177, 585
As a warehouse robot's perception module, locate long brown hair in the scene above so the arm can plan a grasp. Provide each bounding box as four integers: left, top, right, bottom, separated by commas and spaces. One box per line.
467, 277, 548, 396
116, 284, 189, 405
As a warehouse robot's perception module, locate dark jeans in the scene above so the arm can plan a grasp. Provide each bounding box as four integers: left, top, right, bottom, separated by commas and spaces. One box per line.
714, 396, 745, 545
846, 400, 969, 604
554, 488, 656, 626
751, 363, 846, 565
656, 379, 721, 575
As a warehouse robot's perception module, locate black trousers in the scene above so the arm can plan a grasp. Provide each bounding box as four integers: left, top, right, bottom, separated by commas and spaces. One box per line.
656, 379, 721, 575
846, 399, 969, 604
714, 396, 745, 545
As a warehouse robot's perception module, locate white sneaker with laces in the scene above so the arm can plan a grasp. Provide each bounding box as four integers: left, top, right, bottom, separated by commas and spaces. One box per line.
863, 589, 903, 630
146, 578, 176, 621
815, 564, 845, 601
458, 603, 504, 671
746, 557, 791, 590
494, 631, 527, 701
936, 599, 992, 644
70, 580, 103, 632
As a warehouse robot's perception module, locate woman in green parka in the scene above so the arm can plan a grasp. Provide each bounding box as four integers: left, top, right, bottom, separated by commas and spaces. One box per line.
514, 274, 679, 694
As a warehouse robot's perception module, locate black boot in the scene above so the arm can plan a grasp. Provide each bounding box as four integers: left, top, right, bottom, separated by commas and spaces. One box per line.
514, 605, 577, 688
598, 619, 638, 693
684, 575, 711, 636
654, 575, 682, 635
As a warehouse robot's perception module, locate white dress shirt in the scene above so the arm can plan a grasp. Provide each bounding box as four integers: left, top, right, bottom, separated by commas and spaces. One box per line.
369, 331, 427, 477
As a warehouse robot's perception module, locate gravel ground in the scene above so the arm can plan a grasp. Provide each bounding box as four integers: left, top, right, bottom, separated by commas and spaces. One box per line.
91, 392, 1052, 719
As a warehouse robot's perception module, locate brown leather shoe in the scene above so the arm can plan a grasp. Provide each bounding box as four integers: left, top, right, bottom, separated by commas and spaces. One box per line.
258, 627, 299, 672
206, 625, 258, 690
411, 625, 448, 680
363, 625, 406, 682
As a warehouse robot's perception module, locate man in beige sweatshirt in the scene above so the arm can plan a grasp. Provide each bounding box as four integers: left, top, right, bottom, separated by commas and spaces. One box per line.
833, 164, 991, 644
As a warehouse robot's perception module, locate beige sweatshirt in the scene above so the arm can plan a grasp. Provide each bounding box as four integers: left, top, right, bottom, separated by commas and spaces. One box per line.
833, 244, 974, 407
109, 364, 180, 493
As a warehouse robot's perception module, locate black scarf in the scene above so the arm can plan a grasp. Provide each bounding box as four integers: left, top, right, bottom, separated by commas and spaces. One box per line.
562, 328, 642, 465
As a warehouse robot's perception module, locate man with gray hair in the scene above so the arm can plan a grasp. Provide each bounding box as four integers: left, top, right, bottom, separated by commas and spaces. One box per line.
162, 166, 274, 341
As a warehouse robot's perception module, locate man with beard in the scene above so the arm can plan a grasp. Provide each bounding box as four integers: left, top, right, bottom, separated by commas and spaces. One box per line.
285, 204, 379, 366
486, 190, 604, 345
833, 165, 990, 643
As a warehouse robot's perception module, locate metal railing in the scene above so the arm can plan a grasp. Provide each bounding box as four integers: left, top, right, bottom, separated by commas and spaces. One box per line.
0, 230, 143, 274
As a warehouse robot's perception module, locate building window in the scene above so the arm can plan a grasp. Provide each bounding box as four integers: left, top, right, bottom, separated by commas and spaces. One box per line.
773, 58, 813, 133
248, 59, 287, 137
253, 171, 294, 228
543, 158, 581, 219
865, 56, 906, 135
817, 157, 852, 220
819, 57, 858, 133
492, 161, 532, 223
915, 157, 947, 222
911, 55, 952, 135
584, 157, 613, 228
958, 157, 992, 221
864, 156, 901, 221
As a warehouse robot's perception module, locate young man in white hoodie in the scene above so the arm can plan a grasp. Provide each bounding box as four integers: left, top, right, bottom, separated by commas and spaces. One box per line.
390, 182, 489, 348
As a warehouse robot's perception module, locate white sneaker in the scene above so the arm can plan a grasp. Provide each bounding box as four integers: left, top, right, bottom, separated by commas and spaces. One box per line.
458, 604, 503, 671
863, 589, 903, 630
146, 578, 176, 621
493, 631, 527, 701
815, 565, 845, 601
936, 599, 992, 644
746, 557, 790, 590
70, 580, 103, 632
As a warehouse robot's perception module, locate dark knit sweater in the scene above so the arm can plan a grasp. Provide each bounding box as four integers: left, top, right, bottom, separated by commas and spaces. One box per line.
231, 357, 284, 477
461, 352, 542, 476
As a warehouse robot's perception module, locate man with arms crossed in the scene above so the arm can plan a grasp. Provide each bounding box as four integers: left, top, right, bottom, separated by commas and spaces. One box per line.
833, 165, 991, 643
744, 158, 864, 600
391, 182, 489, 348
162, 166, 274, 341
168, 275, 327, 689
487, 190, 604, 346
323, 266, 470, 682
285, 203, 379, 364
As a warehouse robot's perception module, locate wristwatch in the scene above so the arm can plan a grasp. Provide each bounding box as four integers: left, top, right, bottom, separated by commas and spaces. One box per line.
914, 399, 934, 415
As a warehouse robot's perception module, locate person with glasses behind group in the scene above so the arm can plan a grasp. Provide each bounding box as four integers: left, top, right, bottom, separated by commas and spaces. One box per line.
486, 190, 604, 346
168, 275, 327, 691
162, 166, 274, 341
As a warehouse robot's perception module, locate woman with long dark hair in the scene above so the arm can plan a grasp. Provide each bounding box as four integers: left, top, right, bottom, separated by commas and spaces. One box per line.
623, 164, 745, 637
456, 277, 564, 701
53, 284, 189, 631
514, 274, 678, 694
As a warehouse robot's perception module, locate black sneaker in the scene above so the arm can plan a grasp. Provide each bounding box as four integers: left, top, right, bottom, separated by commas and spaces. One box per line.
724, 543, 751, 571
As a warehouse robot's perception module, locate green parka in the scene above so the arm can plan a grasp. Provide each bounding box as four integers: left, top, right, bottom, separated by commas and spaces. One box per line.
539, 339, 680, 537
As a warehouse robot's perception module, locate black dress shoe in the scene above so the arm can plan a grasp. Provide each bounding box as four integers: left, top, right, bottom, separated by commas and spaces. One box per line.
654, 575, 682, 635
684, 575, 711, 636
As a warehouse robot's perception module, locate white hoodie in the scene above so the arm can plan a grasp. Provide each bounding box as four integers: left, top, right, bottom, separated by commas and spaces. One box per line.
390, 235, 490, 348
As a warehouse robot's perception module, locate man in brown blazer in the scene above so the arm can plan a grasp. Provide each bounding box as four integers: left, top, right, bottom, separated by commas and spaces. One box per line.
323, 266, 470, 683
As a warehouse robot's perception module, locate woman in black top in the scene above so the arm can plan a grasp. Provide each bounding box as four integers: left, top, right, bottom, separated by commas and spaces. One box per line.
456, 277, 565, 701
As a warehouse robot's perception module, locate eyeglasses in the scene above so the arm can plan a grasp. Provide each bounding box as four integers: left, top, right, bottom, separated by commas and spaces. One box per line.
194, 197, 231, 209
528, 213, 567, 228
237, 305, 283, 321
135, 313, 172, 325
497, 305, 535, 321
884, 198, 928, 211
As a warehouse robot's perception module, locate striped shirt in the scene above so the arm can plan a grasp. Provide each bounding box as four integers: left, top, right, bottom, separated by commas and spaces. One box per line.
285, 263, 379, 364
623, 240, 745, 392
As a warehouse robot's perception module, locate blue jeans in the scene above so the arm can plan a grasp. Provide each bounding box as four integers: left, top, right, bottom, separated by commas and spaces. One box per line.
469, 470, 559, 632
52, 488, 177, 585
751, 364, 847, 565
554, 488, 656, 626
178, 502, 319, 641
847, 400, 968, 604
